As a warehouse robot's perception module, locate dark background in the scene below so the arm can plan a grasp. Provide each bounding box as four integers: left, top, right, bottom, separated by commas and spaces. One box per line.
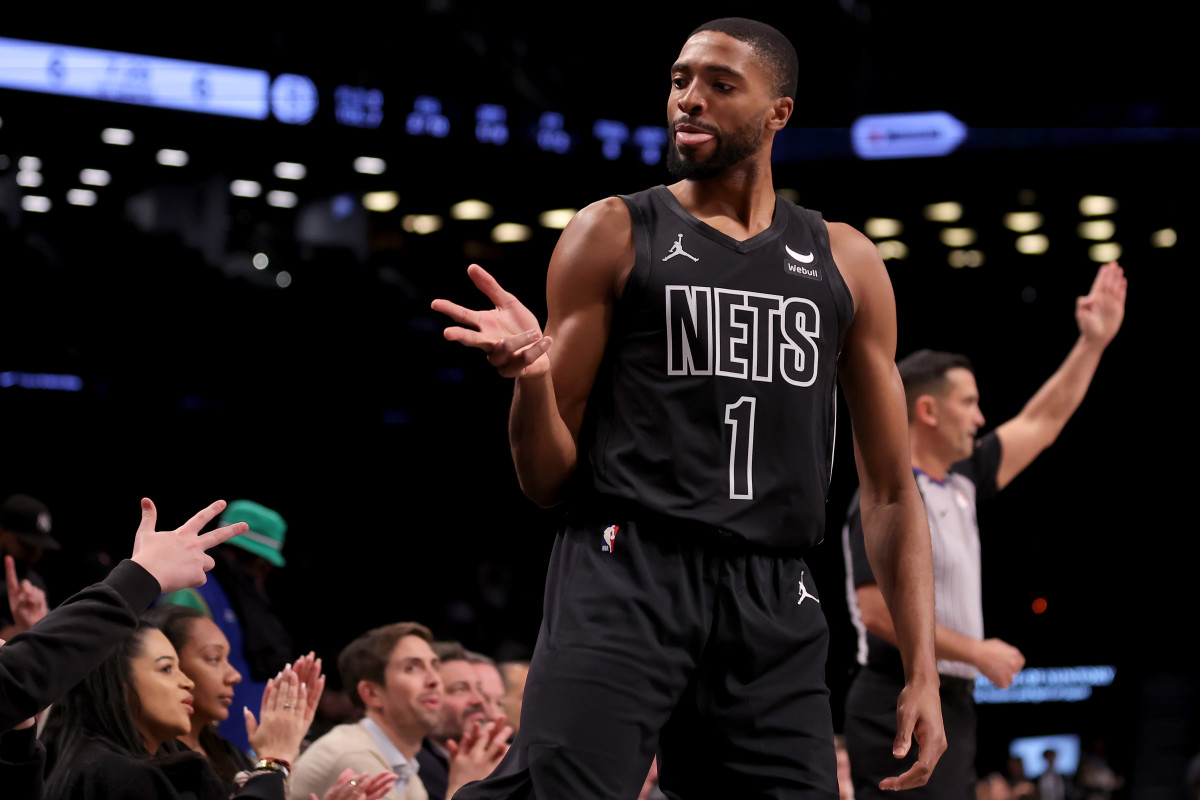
2, 3, 1195, 793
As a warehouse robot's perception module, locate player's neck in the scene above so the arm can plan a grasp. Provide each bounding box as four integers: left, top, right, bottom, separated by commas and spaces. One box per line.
669, 162, 777, 241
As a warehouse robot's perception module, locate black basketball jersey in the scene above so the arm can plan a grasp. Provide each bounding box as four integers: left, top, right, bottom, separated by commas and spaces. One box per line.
575, 185, 855, 549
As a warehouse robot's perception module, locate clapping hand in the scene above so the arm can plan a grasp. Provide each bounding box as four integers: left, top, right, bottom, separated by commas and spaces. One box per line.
316, 767, 398, 800
244, 653, 325, 766
445, 714, 513, 797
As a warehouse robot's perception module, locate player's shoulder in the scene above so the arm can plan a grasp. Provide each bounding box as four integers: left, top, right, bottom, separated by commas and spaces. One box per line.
824, 220, 888, 309
567, 196, 633, 237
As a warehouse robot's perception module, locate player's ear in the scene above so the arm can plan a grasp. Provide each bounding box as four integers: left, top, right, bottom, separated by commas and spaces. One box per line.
767, 96, 793, 131
914, 394, 939, 427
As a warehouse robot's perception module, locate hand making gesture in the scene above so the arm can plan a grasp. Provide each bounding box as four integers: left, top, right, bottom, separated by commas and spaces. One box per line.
1076, 261, 1127, 347
431, 264, 551, 377
130, 499, 248, 594
5, 555, 48, 632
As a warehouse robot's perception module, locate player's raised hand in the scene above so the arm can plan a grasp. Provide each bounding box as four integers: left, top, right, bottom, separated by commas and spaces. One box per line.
880, 678, 946, 791
431, 264, 552, 378
1076, 261, 1127, 346
130, 499, 248, 594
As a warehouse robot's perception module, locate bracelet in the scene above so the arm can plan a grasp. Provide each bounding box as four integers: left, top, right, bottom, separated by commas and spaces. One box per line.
252, 757, 291, 778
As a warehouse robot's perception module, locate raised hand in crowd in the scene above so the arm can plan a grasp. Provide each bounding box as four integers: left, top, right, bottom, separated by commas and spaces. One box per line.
445, 715, 513, 798
131, 498, 248, 594
315, 767, 399, 800
5, 556, 48, 632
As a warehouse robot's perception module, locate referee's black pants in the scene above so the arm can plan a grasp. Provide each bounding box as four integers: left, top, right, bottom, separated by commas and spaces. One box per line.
455, 499, 838, 799
843, 665, 977, 800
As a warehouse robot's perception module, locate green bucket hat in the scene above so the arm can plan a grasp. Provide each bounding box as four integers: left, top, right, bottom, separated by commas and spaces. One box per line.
220, 499, 287, 567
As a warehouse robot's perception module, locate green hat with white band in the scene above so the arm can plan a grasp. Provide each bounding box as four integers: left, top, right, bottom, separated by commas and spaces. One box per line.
220, 499, 287, 568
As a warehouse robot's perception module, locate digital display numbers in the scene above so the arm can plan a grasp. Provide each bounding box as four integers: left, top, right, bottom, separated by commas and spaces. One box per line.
0, 36, 672, 164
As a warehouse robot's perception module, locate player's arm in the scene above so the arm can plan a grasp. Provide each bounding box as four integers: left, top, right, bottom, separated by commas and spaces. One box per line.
831, 222, 946, 790
854, 583, 1025, 688
509, 198, 632, 505
993, 261, 1126, 489
432, 198, 632, 507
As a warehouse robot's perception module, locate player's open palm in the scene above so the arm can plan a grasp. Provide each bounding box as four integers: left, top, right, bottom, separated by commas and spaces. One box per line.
1076, 261, 1126, 346
432, 264, 552, 378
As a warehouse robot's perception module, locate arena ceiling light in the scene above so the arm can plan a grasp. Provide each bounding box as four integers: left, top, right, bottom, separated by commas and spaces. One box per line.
1016, 234, 1049, 254
274, 162, 307, 180
451, 199, 493, 220
1079, 195, 1117, 216
21, 195, 51, 212
492, 223, 532, 243
80, 169, 111, 186
939, 228, 977, 247
17, 156, 41, 171
230, 180, 262, 198
876, 240, 908, 260
67, 189, 98, 206
402, 214, 443, 234
948, 249, 984, 268
864, 217, 902, 239
1088, 242, 1121, 262
267, 190, 298, 208
363, 191, 400, 212
538, 209, 577, 229
16, 171, 42, 187
923, 202, 962, 223
156, 149, 189, 167
1003, 212, 1043, 232
1152, 228, 1177, 248
101, 128, 134, 145
353, 157, 386, 175
1077, 220, 1115, 240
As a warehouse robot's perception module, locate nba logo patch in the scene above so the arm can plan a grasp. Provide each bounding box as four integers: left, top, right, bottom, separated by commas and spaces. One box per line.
601, 524, 619, 553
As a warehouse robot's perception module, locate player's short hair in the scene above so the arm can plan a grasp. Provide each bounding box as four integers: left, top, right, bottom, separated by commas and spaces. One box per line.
339, 621, 434, 710
896, 349, 975, 421
689, 18, 799, 100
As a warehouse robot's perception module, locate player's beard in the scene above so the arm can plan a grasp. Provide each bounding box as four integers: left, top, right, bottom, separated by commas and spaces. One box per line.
666, 116, 764, 181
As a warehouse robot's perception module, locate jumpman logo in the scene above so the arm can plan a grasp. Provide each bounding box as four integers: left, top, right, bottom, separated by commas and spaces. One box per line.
662, 233, 699, 262
797, 571, 820, 606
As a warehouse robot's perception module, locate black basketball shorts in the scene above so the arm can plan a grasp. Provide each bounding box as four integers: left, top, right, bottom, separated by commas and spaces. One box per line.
454, 497, 838, 800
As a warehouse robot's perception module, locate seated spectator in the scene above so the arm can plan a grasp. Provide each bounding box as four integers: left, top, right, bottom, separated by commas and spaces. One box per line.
158, 499, 295, 756
41, 620, 294, 800
0, 493, 58, 641
418, 642, 493, 799
143, 603, 398, 800
464, 651, 505, 724
290, 625, 510, 800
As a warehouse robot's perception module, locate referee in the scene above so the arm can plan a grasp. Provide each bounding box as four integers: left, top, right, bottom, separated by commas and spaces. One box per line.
842, 262, 1126, 798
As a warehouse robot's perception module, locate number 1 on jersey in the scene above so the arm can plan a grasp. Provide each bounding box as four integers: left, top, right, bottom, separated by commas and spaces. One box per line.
725, 396, 756, 499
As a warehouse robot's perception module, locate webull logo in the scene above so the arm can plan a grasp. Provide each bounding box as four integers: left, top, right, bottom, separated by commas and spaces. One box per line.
785, 262, 822, 281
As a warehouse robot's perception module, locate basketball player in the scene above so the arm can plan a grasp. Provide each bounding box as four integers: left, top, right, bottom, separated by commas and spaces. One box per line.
841, 262, 1126, 798
433, 18, 946, 798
